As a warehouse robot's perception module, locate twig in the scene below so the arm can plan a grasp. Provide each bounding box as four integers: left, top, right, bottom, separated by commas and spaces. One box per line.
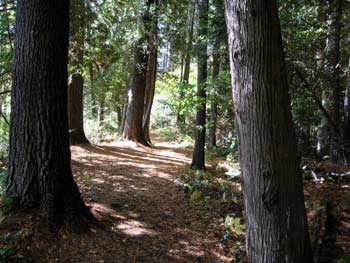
0, 109, 9, 125
0, 90, 11, 96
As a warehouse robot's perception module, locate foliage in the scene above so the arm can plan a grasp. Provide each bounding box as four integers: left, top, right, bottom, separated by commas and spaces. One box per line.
224, 214, 245, 236
0, 246, 12, 261
177, 165, 241, 204
337, 257, 350, 263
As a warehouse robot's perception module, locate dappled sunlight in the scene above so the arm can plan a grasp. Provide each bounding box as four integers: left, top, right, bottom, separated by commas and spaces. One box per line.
114, 220, 158, 237
69, 138, 235, 262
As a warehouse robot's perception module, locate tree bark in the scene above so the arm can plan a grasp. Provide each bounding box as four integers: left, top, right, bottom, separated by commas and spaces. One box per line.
330, 0, 343, 162
7, 0, 92, 231
225, 1, 314, 262
89, 63, 98, 118
68, 0, 89, 145
209, 42, 220, 148
123, 0, 154, 145
343, 3, 350, 161
318, 1, 334, 158
191, 0, 208, 170
68, 74, 89, 145
208, 0, 223, 148
143, 2, 158, 145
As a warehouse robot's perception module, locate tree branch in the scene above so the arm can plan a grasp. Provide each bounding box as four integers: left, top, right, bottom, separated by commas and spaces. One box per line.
293, 67, 339, 135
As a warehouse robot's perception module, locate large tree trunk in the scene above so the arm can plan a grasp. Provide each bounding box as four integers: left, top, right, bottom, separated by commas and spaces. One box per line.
123, 0, 154, 145
7, 0, 92, 231
177, 0, 195, 125
225, 1, 314, 262
191, 0, 208, 170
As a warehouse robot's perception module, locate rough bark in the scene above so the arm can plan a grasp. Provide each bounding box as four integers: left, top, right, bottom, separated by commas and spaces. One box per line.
191, 0, 208, 170
225, 1, 314, 262
7, 0, 92, 231
123, 0, 154, 145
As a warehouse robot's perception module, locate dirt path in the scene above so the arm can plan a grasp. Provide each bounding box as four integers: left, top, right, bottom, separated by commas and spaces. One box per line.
63, 135, 233, 263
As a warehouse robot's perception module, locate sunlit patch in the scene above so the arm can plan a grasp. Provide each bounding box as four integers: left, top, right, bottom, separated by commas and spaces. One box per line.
114, 220, 158, 236
90, 203, 126, 220
92, 178, 105, 184
127, 212, 140, 218
210, 249, 234, 262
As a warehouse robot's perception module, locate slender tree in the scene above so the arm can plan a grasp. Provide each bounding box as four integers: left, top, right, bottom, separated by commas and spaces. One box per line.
208, 0, 225, 148
344, 3, 350, 160
225, 0, 314, 261
330, 0, 343, 162
208, 43, 219, 148
7, 0, 92, 230
68, 0, 89, 145
191, 0, 208, 169
177, 0, 196, 125
143, 0, 158, 144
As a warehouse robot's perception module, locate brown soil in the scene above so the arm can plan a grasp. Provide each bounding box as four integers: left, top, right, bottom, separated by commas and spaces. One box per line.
1, 135, 350, 262
0, 135, 235, 263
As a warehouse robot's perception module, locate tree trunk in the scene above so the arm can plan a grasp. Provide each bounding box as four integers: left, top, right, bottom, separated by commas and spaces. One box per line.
143, 47, 157, 144
89, 63, 98, 118
225, 1, 314, 262
68, 0, 89, 145
143, 2, 158, 145
123, 0, 154, 145
98, 95, 105, 125
177, 0, 196, 125
318, 1, 334, 158
317, 92, 330, 157
209, 47, 219, 148
191, 0, 208, 170
208, 1, 222, 148
7, 0, 92, 231
330, 0, 343, 162
344, 3, 350, 161
68, 74, 89, 145
120, 104, 127, 135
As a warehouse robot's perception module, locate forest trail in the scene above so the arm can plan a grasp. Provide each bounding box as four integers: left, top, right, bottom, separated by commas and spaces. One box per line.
64, 134, 233, 263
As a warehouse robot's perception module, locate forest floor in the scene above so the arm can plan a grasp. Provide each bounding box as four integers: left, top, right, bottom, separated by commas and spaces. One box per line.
0, 134, 350, 262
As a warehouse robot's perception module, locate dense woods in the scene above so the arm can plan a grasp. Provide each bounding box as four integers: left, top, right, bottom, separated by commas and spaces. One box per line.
0, 0, 350, 262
